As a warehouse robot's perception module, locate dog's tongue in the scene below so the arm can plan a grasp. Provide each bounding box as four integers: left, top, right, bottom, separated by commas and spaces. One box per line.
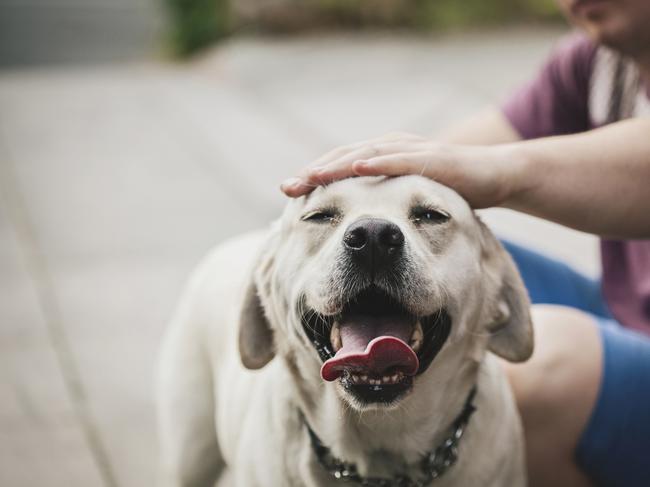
320, 315, 419, 382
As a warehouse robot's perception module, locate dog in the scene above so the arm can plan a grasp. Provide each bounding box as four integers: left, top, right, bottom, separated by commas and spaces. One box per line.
157, 175, 533, 487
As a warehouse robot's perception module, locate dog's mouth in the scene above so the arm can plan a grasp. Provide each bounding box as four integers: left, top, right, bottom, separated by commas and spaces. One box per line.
302, 286, 451, 405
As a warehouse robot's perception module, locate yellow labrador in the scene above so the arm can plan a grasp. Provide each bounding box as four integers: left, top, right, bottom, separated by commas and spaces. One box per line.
157, 175, 532, 487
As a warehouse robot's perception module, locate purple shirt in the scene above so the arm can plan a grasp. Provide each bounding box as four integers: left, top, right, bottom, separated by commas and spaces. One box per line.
502, 34, 650, 335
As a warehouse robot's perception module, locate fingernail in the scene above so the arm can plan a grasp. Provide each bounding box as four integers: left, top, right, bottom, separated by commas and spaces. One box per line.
281, 177, 301, 190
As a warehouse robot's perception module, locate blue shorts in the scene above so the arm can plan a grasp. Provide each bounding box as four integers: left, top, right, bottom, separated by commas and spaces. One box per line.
502, 241, 650, 487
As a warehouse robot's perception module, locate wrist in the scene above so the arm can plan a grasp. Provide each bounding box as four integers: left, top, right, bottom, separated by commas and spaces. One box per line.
490, 142, 533, 209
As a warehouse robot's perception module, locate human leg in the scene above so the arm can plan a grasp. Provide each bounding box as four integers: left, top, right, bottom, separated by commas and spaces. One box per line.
504, 305, 600, 487
504, 304, 650, 486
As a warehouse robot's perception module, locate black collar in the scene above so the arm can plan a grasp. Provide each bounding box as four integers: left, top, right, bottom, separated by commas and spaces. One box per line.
303, 386, 477, 487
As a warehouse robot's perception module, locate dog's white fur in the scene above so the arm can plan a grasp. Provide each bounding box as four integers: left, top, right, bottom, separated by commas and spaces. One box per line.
157, 175, 533, 487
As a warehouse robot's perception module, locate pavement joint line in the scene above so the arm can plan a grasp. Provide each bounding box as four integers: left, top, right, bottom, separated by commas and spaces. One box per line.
0, 132, 120, 487
225, 77, 338, 154
150, 76, 285, 218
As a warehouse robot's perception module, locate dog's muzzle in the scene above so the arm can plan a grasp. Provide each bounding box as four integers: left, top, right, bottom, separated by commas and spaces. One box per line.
301, 218, 451, 405
302, 287, 451, 405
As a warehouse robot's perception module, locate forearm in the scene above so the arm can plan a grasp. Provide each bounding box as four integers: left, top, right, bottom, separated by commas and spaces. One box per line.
284, 116, 650, 240
436, 107, 522, 145
500, 118, 650, 238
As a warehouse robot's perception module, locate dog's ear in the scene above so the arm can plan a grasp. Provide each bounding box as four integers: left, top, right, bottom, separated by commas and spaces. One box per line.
238, 233, 278, 370
479, 221, 534, 362
238, 275, 275, 370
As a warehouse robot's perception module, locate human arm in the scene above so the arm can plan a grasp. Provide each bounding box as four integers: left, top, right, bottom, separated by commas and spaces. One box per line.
281, 106, 520, 196
497, 117, 650, 239
435, 107, 522, 145
284, 118, 650, 239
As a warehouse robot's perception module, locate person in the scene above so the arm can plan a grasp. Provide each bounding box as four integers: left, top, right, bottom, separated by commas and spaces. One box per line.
280, 0, 650, 485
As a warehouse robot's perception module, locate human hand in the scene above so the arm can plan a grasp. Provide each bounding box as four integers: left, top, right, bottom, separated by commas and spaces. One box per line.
280, 132, 516, 209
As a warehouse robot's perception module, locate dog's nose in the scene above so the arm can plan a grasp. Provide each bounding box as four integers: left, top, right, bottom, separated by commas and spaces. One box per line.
343, 218, 404, 272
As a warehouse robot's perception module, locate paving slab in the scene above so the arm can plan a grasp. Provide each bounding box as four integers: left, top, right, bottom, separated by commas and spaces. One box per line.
0, 167, 107, 487
0, 28, 600, 487
202, 30, 563, 143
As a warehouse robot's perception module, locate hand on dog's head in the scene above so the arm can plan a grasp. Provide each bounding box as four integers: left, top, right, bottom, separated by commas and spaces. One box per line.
238, 175, 532, 408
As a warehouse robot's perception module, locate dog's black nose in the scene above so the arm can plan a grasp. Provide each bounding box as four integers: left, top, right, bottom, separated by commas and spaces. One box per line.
343, 218, 404, 272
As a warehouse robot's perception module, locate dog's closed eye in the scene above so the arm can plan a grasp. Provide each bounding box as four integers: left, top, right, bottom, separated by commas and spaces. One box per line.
301, 208, 340, 223
409, 205, 451, 225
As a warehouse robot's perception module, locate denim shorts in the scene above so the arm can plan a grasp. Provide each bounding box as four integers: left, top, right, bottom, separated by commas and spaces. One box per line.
502, 240, 650, 487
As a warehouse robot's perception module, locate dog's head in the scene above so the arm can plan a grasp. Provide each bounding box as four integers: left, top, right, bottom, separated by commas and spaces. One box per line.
239, 176, 532, 410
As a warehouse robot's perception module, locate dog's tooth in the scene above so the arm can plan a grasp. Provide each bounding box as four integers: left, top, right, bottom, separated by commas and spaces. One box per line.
410, 321, 424, 352
391, 374, 398, 383
360, 374, 368, 383
382, 375, 390, 383
330, 322, 342, 352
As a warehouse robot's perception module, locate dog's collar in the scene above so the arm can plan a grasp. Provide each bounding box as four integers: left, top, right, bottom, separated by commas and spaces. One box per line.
303, 386, 478, 487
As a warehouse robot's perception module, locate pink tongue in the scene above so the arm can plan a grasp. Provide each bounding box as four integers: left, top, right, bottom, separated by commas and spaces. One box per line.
320, 316, 419, 382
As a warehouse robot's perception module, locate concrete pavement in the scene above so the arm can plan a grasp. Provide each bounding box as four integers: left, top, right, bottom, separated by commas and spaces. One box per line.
0, 28, 598, 487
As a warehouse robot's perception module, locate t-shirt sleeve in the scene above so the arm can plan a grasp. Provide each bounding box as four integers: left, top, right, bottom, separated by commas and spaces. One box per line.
502, 34, 598, 139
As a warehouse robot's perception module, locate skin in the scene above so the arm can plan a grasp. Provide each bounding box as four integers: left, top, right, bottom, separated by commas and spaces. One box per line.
280, 1, 650, 485
556, 0, 650, 79
284, 119, 650, 238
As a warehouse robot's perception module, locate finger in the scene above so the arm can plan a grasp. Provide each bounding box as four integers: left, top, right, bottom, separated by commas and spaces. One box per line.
306, 141, 424, 185
308, 142, 364, 171
306, 132, 422, 172
280, 177, 319, 198
285, 144, 368, 193
307, 137, 386, 171
289, 141, 374, 191
305, 146, 380, 186
284, 133, 428, 196
282, 151, 376, 196
352, 152, 435, 177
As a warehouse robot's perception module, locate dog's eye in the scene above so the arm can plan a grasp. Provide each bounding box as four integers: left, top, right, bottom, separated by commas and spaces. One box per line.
410, 206, 450, 225
301, 210, 338, 223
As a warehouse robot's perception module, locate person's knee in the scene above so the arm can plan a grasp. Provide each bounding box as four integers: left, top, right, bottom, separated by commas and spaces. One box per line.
503, 305, 601, 486
507, 305, 602, 420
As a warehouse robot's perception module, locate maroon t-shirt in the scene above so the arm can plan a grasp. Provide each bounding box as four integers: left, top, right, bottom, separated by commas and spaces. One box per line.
502, 34, 650, 335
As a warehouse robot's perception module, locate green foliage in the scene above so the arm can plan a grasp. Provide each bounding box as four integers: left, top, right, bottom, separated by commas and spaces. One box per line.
165, 0, 230, 56
165, 0, 561, 57
413, 0, 560, 29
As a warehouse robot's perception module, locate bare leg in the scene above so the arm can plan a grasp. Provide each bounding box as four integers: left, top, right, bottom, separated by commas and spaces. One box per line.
502, 304, 602, 487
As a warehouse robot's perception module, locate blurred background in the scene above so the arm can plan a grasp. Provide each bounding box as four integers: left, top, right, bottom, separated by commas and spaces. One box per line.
0, 1, 599, 486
